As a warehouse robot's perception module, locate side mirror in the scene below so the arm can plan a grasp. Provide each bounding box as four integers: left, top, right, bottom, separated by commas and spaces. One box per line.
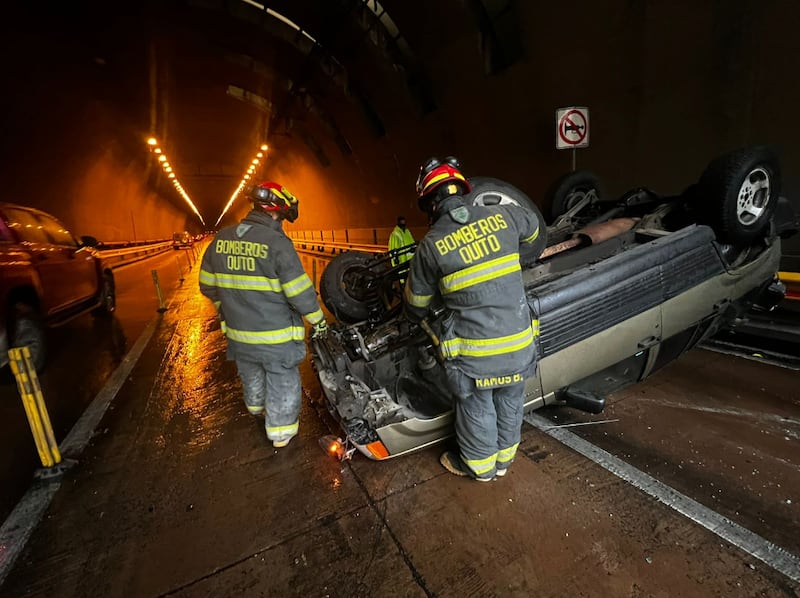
80, 235, 99, 248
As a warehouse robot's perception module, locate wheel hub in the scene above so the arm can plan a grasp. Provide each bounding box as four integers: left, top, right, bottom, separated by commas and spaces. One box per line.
736, 167, 771, 226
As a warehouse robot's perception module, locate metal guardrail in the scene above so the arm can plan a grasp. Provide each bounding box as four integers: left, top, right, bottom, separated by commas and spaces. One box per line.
96, 241, 177, 268
288, 226, 424, 256
290, 238, 387, 255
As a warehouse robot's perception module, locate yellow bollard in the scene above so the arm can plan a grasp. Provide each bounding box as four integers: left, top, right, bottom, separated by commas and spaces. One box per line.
151, 269, 168, 312
8, 347, 61, 468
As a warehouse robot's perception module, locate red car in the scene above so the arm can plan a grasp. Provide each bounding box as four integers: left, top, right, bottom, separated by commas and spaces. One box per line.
0, 202, 115, 371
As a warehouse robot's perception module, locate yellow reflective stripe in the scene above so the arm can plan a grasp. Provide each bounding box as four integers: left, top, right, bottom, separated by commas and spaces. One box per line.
463, 452, 498, 475
226, 326, 304, 344
532, 319, 540, 337
282, 273, 313, 297
204, 272, 282, 292
305, 308, 324, 325
199, 269, 215, 285
442, 326, 533, 358
497, 442, 519, 464
247, 405, 264, 414
522, 227, 540, 244
267, 421, 299, 436
440, 253, 521, 294
424, 170, 466, 192
404, 284, 433, 308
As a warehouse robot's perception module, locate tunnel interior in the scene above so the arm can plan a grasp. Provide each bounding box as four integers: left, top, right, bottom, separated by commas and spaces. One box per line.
1, 0, 798, 242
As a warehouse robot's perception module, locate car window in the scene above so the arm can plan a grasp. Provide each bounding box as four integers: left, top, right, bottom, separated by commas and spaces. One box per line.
0, 213, 13, 242
34, 212, 79, 247
3, 207, 50, 244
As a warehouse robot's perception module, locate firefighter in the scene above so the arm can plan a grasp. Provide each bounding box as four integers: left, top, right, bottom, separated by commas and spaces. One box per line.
388, 215, 415, 267
199, 181, 327, 448
404, 157, 540, 481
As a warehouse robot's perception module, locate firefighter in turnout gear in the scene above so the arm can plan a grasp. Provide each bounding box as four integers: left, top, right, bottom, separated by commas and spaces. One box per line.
404, 157, 541, 481
388, 215, 415, 267
199, 181, 327, 448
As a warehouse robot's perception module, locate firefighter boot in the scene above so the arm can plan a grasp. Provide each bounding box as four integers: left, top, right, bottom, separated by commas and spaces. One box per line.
440, 451, 493, 482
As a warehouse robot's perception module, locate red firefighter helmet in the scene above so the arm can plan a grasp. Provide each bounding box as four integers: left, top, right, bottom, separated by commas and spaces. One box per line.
415, 156, 471, 200
249, 181, 299, 222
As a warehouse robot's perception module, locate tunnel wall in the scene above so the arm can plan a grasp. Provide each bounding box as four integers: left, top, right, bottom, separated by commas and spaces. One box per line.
239, 0, 800, 233
2, 1, 798, 237
0, 6, 192, 242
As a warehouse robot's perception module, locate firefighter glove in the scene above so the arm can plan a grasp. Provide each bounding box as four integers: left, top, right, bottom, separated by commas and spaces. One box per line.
311, 320, 328, 339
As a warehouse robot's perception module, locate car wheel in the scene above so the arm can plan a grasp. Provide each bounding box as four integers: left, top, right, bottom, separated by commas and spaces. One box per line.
464, 176, 548, 263
545, 170, 604, 222
696, 146, 781, 245
320, 251, 377, 324
92, 272, 116, 316
10, 314, 46, 372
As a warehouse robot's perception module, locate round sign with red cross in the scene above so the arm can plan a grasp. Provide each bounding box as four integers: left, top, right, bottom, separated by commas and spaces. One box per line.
556, 107, 590, 149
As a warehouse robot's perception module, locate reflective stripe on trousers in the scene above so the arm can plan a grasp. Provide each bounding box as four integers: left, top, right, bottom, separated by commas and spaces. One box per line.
236, 358, 302, 443
445, 366, 525, 478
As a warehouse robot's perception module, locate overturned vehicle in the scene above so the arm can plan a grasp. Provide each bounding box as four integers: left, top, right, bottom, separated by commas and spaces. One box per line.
310, 146, 798, 460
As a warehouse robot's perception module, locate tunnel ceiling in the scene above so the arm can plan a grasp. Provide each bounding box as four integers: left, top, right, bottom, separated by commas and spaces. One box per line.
153, 0, 440, 227
1, 0, 448, 228
24, 0, 439, 228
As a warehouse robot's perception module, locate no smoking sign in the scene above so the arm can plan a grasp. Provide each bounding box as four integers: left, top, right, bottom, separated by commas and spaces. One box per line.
556, 107, 589, 149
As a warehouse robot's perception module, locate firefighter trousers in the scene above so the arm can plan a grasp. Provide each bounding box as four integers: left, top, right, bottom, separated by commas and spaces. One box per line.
445, 366, 525, 479
236, 358, 302, 444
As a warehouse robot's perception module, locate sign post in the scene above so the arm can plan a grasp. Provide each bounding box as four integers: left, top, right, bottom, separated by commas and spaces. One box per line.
556, 106, 590, 171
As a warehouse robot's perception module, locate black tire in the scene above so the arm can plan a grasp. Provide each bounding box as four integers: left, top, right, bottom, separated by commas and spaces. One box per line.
464, 176, 548, 263
545, 170, 604, 222
696, 146, 781, 245
92, 272, 116, 316
320, 251, 376, 324
10, 315, 46, 372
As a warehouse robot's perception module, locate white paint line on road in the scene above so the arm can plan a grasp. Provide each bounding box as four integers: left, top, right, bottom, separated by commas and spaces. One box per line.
0, 314, 160, 588
636, 397, 800, 430
700, 342, 800, 371
524, 412, 800, 586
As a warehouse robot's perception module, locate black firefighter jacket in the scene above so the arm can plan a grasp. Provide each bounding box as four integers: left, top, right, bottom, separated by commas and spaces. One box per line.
404, 195, 540, 382
199, 210, 324, 366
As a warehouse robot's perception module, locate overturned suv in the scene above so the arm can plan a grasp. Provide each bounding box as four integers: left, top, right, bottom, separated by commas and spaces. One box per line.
311, 146, 798, 461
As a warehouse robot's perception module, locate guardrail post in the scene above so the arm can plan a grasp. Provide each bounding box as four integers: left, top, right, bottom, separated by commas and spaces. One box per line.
8, 347, 61, 468
373, 228, 378, 244
152, 270, 168, 312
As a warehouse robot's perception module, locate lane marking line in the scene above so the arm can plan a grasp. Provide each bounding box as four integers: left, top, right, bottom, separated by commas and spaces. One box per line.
524, 412, 800, 585
0, 315, 160, 587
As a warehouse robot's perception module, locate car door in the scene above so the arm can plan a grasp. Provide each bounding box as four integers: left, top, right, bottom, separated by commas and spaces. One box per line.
528, 262, 662, 397
2, 206, 65, 312
33, 210, 98, 309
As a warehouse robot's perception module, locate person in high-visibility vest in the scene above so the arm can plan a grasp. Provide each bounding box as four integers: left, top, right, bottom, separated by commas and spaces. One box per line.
388, 215, 415, 267
404, 157, 541, 481
199, 181, 328, 448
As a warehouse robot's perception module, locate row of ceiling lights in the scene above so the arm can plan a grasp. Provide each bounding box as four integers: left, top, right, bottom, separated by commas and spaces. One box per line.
146, 137, 205, 226
214, 144, 268, 227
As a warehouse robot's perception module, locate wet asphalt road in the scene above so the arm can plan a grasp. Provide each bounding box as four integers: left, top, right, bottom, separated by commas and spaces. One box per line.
0, 249, 799, 596
0, 248, 198, 520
